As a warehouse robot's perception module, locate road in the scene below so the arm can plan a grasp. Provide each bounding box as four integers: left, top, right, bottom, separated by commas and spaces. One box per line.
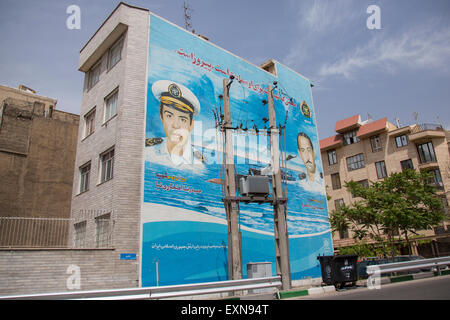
295, 274, 450, 300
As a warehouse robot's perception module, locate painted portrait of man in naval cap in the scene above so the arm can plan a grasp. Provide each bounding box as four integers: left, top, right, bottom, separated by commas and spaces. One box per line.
145, 80, 205, 168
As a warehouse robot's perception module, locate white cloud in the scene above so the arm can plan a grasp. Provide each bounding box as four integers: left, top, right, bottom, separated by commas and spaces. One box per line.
318, 22, 450, 79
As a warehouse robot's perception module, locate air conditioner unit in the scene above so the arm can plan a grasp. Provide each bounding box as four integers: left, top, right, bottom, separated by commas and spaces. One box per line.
239, 175, 270, 197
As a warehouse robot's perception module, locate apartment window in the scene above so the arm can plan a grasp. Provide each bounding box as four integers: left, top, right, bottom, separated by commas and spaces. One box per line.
375, 161, 387, 179
417, 141, 437, 164
328, 149, 337, 165
426, 168, 443, 190
96, 213, 112, 248
346, 153, 365, 171
343, 130, 360, 146
73, 221, 86, 248
370, 135, 382, 152
100, 148, 114, 183
352, 179, 369, 198
400, 159, 414, 171
79, 162, 91, 193
108, 37, 123, 70
84, 108, 96, 138
334, 198, 345, 210
87, 61, 101, 90
339, 227, 349, 239
104, 89, 118, 122
395, 134, 408, 148
331, 172, 342, 190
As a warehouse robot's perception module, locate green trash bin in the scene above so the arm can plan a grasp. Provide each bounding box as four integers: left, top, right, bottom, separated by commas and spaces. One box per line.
317, 254, 358, 288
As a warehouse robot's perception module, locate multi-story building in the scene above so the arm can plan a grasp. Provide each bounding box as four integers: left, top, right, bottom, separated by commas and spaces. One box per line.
0, 84, 79, 247
320, 114, 450, 255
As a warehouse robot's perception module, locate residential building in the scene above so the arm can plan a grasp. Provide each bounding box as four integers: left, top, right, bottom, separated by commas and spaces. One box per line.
320, 114, 450, 256
0, 84, 79, 247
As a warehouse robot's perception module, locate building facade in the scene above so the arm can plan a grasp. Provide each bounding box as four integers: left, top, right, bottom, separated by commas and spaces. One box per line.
69, 2, 333, 289
0, 85, 79, 247
320, 114, 450, 254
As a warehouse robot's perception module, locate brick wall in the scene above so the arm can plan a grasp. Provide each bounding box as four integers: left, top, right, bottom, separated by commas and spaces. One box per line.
0, 248, 139, 296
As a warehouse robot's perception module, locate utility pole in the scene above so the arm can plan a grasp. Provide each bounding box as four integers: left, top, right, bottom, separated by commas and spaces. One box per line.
222, 78, 243, 281
267, 85, 291, 290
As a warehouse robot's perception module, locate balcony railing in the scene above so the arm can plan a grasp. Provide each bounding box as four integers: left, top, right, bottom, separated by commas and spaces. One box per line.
411, 123, 444, 133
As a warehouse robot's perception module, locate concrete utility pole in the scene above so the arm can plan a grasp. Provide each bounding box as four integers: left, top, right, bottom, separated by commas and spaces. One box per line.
222, 78, 243, 281
267, 85, 291, 290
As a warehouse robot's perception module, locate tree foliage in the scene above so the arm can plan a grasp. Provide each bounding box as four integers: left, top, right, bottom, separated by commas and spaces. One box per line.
329, 169, 446, 257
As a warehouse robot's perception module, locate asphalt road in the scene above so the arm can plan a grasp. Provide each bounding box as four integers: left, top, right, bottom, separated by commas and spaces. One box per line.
296, 274, 450, 300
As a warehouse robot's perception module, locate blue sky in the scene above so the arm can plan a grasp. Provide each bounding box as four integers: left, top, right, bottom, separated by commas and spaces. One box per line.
0, 0, 449, 140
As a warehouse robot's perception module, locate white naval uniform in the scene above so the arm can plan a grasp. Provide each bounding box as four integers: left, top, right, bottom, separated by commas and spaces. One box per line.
145, 137, 204, 170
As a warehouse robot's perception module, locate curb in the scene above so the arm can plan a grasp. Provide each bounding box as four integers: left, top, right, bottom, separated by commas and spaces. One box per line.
278, 285, 335, 299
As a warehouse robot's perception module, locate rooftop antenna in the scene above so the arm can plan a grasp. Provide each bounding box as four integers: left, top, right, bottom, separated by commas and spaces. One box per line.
413, 112, 419, 125
183, 1, 194, 33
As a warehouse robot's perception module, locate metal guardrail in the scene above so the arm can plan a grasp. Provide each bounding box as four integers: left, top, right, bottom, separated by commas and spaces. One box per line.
366, 256, 450, 276
0, 276, 282, 300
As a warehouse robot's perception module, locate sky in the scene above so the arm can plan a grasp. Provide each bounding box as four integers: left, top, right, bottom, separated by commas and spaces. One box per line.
0, 0, 449, 140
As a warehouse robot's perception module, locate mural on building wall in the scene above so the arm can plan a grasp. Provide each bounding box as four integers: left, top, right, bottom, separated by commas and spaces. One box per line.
141, 14, 333, 286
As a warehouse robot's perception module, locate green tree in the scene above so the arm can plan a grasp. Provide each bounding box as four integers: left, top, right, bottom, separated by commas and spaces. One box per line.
329, 169, 445, 257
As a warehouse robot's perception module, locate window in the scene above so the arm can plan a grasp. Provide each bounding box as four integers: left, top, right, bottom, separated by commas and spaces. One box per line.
328, 149, 337, 165
339, 227, 349, 239
87, 61, 101, 90
417, 141, 437, 164
370, 135, 382, 152
346, 153, 365, 171
343, 130, 360, 146
334, 198, 345, 210
79, 162, 91, 193
104, 89, 118, 122
426, 168, 443, 190
352, 179, 369, 198
400, 159, 414, 171
375, 161, 387, 179
96, 213, 112, 248
331, 173, 341, 190
73, 221, 86, 248
395, 134, 408, 148
108, 37, 123, 70
84, 108, 96, 138
100, 148, 114, 183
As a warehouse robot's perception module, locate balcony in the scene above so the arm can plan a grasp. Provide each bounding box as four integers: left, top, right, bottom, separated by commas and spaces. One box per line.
409, 123, 446, 142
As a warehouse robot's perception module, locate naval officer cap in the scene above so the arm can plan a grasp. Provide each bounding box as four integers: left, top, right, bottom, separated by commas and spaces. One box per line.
152, 80, 201, 116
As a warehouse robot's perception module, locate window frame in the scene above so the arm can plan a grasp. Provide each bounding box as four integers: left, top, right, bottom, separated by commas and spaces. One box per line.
104, 88, 118, 123
73, 220, 87, 248
87, 61, 101, 90
331, 172, 342, 190
342, 130, 360, 146
375, 160, 387, 179
79, 161, 91, 194
83, 107, 96, 139
107, 36, 124, 71
327, 149, 337, 165
395, 134, 408, 148
400, 159, 414, 171
346, 153, 365, 171
95, 213, 112, 248
370, 135, 382, 152
99, 147, 114, 184
416, 141, 437, 164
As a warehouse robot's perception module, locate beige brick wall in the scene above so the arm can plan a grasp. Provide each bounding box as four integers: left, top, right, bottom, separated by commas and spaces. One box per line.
0, 249, 139, 295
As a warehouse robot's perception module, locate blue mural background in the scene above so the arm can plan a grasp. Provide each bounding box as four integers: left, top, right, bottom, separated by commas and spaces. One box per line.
141, 14, 333, 287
